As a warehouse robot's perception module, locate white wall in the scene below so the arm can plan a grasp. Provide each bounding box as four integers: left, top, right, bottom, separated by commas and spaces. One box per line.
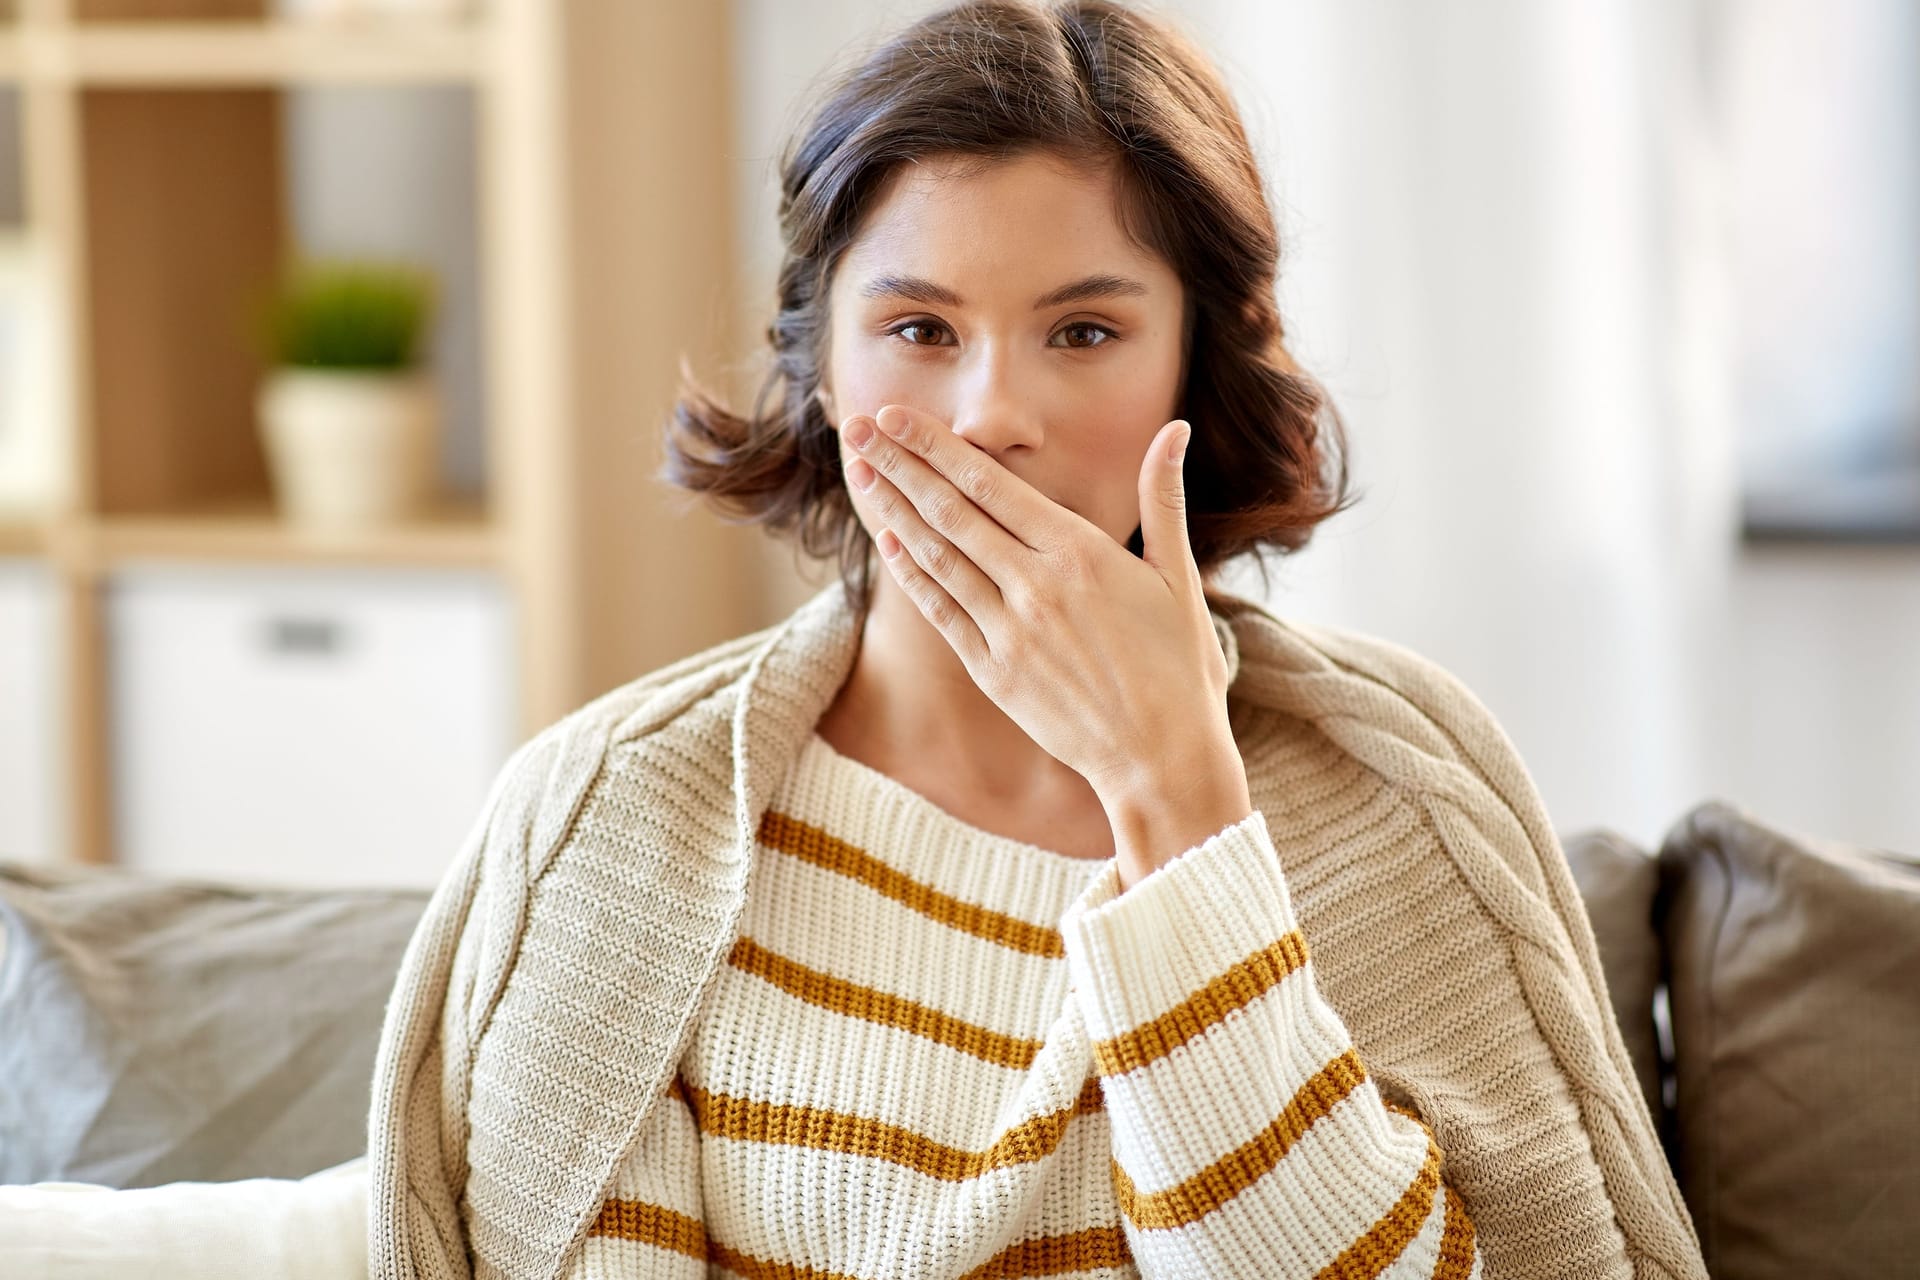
728, 0, 1920, 856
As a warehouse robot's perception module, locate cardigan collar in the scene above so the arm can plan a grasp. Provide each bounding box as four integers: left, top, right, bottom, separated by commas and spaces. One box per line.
731, 581, 863, 894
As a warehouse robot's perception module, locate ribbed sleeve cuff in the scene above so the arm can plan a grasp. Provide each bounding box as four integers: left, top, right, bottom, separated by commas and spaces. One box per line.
1059, 809, 1297, 1041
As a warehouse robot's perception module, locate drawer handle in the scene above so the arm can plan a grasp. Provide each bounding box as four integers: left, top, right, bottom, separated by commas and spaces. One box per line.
262, 615, 347, 656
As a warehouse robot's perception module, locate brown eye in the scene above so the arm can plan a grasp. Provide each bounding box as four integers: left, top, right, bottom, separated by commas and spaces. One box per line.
889, 321, 953, 347
1052, 322, 1117, 349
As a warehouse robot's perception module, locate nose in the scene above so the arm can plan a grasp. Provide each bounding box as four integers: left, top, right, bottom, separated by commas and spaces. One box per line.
948, 348, 1045, 457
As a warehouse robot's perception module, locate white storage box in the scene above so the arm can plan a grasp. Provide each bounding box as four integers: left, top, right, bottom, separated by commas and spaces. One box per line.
106, 563, 515, 888
0, 558, 65, 865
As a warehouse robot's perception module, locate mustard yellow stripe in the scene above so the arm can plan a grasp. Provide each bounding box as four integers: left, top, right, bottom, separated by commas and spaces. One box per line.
1381, 1092, 1480, 1278
587, 1204, 846, 1280
1092, 930, 1311, 1077
958, 1225, 1133, 1279
729, 935, 1044, 1069
607, 1080, 1127, 1276
682, 1075, 1104, 1183
758, 810, 1065, 958
587, 1199, 706, 1259
1110, 1047, 1366, 1229
1433, 1182, 1478, 1279
708, 1238, 845, 1280
600, 1223, 1134, 1280
1312, 1129, 1445, 1279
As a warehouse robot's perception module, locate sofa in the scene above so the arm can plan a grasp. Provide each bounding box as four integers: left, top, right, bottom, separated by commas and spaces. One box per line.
2, 799, 1915, 1278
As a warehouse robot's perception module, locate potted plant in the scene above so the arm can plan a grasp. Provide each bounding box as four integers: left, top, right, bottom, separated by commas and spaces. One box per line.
252, 259, 440, 528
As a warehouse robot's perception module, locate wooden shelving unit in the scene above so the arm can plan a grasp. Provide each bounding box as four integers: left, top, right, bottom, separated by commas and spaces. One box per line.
0, 0, 758, 871
39, 19, 488, 83
83, 497, 498, 568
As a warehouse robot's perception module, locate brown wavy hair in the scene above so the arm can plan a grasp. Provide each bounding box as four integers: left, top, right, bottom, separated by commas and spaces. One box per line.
662, 0, 1359, 620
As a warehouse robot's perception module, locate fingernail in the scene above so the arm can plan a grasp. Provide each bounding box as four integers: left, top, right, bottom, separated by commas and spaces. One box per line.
848, 458, 876, 490
845, 418, 875, 449
877, 406, 910, 438
1168, 421, 1191, 464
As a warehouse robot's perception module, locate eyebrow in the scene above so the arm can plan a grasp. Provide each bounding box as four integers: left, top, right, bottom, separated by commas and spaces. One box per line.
857, 272, 1150, 310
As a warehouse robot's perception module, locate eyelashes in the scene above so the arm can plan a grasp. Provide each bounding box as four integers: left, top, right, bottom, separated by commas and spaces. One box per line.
883, 320, 1120, 350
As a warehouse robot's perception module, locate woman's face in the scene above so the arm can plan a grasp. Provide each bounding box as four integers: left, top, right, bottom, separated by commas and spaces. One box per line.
822, 149, 1188, 551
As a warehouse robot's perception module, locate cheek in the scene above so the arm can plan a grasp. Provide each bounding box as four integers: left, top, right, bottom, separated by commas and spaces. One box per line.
826, 349, 951, 526
829, 353, 948, 427
1068, 357, 1182, 529
1080, 369, 1176, 457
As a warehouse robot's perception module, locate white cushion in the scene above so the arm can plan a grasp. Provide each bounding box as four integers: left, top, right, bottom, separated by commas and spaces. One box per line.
0, 1155, 366, 1279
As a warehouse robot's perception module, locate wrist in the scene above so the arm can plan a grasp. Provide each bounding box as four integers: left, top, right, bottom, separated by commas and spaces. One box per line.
1098, 739, 1253, 891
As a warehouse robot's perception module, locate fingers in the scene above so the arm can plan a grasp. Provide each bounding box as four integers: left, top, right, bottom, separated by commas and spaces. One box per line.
869, 404, 1062, 553
1135, 418, 1201, 591
847, 448, 1002, 632
872, 518, 992, 672
843, 408, 1030, 589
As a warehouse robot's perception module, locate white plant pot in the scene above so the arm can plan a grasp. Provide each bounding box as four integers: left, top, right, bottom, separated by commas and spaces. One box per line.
257, 369, 440, 528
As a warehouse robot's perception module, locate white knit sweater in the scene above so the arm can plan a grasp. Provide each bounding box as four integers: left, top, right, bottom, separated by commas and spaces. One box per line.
569, 732, 1481, 1278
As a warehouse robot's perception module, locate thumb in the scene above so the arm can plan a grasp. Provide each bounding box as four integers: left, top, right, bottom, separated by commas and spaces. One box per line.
1137, 419, 1197, 584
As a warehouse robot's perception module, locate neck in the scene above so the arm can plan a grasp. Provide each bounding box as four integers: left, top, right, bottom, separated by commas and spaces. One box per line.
823, 570, 1086, 805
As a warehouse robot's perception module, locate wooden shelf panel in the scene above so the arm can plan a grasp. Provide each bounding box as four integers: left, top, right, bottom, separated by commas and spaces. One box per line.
86, 497, 500, 568
9, 20, 488, 85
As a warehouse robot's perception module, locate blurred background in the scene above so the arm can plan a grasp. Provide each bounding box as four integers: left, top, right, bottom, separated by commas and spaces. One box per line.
0, 0, 1913, 888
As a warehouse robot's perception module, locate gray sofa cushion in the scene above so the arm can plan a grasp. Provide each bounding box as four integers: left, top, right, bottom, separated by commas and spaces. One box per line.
1658, 802, 1920, 1280
0, 861, 429, 1188
1561, 828, 1666, 1138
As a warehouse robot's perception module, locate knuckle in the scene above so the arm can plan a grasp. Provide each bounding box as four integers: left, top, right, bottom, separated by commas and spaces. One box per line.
1003, 577, 1052, 628
954, 462, 996, 507
921, 537, 954, 578
923, 493, 963, 533
977, 649, 1013, 694
961, 636, 994, 680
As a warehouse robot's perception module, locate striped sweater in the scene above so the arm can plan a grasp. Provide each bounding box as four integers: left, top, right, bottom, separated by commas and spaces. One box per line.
369, 581, 1709, 1280
571, 731, 1480, 1278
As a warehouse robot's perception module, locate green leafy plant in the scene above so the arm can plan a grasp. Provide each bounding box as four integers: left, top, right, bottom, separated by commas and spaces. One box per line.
254, 260, 437, 371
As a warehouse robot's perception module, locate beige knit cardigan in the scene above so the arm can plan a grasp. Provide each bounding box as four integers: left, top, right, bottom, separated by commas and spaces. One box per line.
366, 580, 1708, 1280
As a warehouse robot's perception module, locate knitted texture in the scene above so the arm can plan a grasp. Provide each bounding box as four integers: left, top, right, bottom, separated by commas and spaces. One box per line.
366, 581, 1708, 1280
569, 732, 1483, 1278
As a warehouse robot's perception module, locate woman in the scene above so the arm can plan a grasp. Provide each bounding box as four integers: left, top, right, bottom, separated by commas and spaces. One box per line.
368, 3, 1708, 1278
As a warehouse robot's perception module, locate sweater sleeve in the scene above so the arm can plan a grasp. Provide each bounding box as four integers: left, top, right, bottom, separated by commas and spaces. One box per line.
1059, 810, 1483, 1278
563, 1077, 706, 1277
